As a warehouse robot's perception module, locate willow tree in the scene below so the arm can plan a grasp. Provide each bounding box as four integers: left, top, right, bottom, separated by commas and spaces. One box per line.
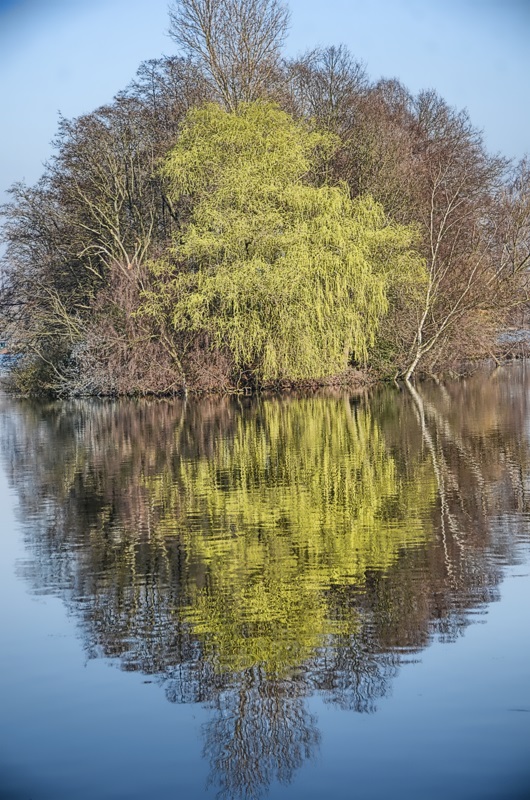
143, 102, 424, 384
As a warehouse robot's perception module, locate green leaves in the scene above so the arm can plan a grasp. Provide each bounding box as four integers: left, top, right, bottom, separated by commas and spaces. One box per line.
146, 102, 424, 382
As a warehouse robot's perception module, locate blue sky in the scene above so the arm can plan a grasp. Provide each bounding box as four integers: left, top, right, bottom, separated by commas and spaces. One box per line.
0, 0, 529, 201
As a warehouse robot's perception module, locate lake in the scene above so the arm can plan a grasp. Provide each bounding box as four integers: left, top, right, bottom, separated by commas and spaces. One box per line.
1, 364, 529, 800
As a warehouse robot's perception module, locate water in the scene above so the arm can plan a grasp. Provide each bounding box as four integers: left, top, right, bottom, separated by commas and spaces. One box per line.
0, 364, 529, 799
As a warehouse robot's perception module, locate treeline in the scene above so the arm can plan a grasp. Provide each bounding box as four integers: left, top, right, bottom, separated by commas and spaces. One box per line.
1, 0, 529, 395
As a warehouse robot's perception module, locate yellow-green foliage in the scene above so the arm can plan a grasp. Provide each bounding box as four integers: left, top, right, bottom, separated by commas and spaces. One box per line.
145, 397, 436, 675
144, 102, 424, 381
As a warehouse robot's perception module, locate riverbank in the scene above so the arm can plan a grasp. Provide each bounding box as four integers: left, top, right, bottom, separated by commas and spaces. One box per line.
2, 346, 529, 399
2, 324, 529, 399
0, 362, 375, 398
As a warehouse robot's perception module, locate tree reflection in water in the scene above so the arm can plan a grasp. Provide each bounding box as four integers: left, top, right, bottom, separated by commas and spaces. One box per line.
202, 672, 319, 800
2, 364, 530, 799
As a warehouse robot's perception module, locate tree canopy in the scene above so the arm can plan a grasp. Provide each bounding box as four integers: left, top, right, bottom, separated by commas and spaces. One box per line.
142, 102, 424, 383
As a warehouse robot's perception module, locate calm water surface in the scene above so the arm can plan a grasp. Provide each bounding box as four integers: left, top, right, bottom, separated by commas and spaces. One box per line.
1, 365, 530, 799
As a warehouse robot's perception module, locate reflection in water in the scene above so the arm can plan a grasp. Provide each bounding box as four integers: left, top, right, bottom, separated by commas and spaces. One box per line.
2, 364, 530, 798
203, 673, 319, 799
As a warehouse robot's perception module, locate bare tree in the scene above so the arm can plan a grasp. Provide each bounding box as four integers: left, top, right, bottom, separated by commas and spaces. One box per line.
401, 92, 512, 380
494, 156, 530, 280
168, 0, 290, 110
0, 59, 201, 393
288, 44, 367, 133
344, 78, 418, 221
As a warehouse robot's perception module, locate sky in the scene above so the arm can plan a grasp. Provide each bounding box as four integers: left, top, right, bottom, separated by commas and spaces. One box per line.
0, 0, 529, 202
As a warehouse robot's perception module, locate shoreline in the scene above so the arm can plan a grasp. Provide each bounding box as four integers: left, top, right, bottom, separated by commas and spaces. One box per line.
1, 349, 528, 401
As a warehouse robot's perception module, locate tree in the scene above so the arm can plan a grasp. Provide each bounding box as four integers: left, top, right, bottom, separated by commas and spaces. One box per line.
401, 92, 511, 379
493, 156, 530, 286
344, 78, 419, 222
0, 57, 204, 393
288, 44, 367, 135
142, 101, 424, 384
168, 0, 290, 111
